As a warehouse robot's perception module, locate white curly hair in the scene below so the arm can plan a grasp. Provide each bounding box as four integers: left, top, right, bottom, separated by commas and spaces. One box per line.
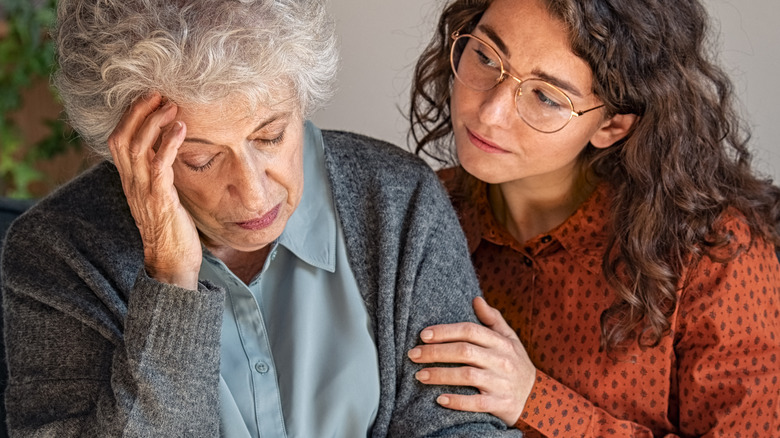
53, 0, 339, 158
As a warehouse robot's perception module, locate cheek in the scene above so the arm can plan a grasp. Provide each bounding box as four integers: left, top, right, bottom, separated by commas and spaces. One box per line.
450, 84, 467, 124
287, 155, 304, 208
274, 141, 305, 209
173, 174, 221, 214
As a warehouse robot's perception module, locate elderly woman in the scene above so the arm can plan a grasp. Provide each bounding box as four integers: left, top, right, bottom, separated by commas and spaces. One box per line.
0, 1, 520, 437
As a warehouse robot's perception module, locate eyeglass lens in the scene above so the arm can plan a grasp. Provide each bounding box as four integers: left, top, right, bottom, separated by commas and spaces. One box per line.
451, 34, 575, 133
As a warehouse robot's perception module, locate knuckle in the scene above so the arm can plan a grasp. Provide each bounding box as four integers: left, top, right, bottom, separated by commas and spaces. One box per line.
107, 135, 123, 152
475, 395, 492, 412
456, 343, 474, 360
128, 145, 145, 161
497, 356, 513, 374
149, 159, 165, 179
462, 366, 480, 384
465, 323, 481, 339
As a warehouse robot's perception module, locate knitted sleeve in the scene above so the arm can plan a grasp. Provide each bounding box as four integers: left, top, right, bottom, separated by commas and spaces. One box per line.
1, 164, 226, 436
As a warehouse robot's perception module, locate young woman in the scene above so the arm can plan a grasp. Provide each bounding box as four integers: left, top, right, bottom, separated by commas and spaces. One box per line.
407, 0, 780, 436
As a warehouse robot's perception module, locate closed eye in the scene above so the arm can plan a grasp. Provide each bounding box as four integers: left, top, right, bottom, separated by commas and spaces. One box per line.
182, 153, 220, 172
187, 160, 214, 172
259, 131, 285, 145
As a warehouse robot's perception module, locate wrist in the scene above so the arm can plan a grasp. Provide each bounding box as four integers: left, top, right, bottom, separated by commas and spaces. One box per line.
145, 266, 199, 290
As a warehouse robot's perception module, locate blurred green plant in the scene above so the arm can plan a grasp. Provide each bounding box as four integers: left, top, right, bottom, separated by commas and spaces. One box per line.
1, 0, 80, 198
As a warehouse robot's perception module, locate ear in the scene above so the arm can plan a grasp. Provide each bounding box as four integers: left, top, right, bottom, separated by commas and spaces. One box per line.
589, 113, 638, 149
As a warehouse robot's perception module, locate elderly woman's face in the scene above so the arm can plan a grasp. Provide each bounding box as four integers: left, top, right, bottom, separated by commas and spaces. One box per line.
171, 96, 304, 255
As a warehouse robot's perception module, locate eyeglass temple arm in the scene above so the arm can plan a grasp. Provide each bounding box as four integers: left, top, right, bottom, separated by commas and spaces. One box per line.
573, 104, 605, 117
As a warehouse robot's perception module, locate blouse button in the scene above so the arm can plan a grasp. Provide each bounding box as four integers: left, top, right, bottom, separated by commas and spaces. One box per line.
524, 256, 533, 267
541, 235, 552, 243
255, 362, 269, 374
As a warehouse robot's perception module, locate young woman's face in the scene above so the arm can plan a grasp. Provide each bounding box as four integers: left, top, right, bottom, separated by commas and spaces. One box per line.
451, 0, 608, 187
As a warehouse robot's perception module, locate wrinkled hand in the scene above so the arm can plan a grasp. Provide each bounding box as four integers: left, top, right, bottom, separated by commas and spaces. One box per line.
407, 296, 536, 426
108, 93, 201, 290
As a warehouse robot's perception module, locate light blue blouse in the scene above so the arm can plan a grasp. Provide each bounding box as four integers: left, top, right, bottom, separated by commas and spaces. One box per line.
199, 122, 380, 438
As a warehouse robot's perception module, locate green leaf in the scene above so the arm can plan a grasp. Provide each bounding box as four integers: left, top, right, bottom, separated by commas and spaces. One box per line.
1, 0, 69, 197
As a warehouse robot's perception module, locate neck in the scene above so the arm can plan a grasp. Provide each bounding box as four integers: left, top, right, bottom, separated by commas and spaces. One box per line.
207, 244, 272, 285
489, 168, 596, 244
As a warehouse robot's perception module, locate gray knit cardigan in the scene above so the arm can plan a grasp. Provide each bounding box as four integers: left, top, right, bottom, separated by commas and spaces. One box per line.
1, 130, 521, 437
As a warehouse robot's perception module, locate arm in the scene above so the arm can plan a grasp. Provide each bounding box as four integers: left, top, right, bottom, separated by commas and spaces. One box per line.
411, 222, 780, 437
383, 172, 521, 437
523, 231, 780, 437
2, 234, 225, 436
669, 231, 780, 437
3, 94, 224, 436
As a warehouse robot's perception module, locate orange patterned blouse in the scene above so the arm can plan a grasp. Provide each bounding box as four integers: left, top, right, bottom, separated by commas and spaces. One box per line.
440, 167, 780, 438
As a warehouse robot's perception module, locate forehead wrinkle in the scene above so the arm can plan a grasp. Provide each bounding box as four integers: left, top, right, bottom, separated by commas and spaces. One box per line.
182, 110, 292, 146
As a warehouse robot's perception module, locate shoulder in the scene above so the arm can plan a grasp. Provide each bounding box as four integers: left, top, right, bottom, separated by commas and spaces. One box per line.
321, 129, 455, 216
5, 162, 130, 240
704, 209, 762, 262
320, 129, 460, 240
683, 209, 779, 295
2, 162, 140, 286
321, 130, 437, 186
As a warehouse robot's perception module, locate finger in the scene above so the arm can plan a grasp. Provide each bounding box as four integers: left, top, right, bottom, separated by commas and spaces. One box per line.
435, 393, 494, 415
151, 121, 186, 184
419, 321, 501, 348
408, 341, 489, 366
116, 101, 179, 194
109, 93, 164, 168
436, 392, 519, 426
415, 365, 489, 389
133, 100, 178, 160
473, 296, 517, 340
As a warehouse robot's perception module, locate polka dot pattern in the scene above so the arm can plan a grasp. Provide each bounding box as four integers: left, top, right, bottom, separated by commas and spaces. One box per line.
439, 168, 780, 437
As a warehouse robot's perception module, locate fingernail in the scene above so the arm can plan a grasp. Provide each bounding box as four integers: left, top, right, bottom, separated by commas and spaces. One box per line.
408, 347, 421, 359
415, 370, 430, 382
421, 329, 433, 341
437, 395, 450, 406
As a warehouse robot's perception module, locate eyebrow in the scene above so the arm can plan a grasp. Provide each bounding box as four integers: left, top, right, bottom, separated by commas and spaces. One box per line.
183, 112, 289, 145
476, 24, 585, 99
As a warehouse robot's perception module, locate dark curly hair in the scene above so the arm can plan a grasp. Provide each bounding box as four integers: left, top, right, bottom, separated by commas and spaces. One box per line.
409, 0, 780, 353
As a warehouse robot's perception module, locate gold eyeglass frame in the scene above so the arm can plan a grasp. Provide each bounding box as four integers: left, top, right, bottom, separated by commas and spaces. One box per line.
450, 30, 605, 133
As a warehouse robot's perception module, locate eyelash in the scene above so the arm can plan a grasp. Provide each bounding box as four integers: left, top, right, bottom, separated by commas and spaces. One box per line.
261, 131, 285, 145
187, 160, 214, 172
185, 131, 285, 172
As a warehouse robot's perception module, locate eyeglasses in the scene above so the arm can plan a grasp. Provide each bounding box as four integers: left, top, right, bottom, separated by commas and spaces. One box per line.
450, 31, 604, 133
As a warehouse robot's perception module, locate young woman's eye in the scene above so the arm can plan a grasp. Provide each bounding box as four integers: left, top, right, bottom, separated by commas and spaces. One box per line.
474, 48, 500, 70
534, 89, 562, 109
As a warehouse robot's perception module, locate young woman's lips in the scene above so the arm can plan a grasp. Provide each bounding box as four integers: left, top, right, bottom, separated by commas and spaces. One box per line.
236, 204, 281, 230
467, 128, 509, 153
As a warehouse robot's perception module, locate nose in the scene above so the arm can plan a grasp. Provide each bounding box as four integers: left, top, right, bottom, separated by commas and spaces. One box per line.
227, 154, 269, 213
476, 78, 517, 130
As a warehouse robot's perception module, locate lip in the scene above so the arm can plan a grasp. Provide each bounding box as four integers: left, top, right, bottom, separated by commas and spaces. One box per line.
235, 204, 282, 230
466, 128, 509, 154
